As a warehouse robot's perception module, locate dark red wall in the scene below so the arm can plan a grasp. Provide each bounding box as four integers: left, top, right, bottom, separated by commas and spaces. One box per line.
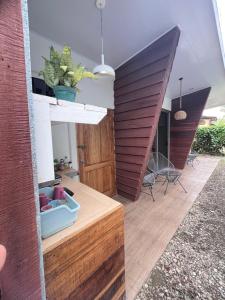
114, 27, 180, 200
0, 1, 42, 298
170, 88, 211, 169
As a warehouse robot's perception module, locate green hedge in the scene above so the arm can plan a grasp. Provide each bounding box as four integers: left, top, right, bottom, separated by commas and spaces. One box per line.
192, 125, 225, 155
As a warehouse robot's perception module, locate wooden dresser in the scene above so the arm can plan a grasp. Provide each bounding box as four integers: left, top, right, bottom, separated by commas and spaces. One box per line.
42, 178, 125, 300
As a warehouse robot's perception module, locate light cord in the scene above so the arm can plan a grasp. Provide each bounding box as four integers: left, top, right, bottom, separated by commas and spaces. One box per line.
179, 77, 183, 109
100, 8, 104, 64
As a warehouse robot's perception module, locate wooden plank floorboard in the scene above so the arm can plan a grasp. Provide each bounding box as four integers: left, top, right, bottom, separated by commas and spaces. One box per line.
113, 156, 219, 300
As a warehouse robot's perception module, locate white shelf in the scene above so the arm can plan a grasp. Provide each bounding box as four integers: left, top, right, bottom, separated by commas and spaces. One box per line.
33, 93, 107, 124
32, 93, 107, 184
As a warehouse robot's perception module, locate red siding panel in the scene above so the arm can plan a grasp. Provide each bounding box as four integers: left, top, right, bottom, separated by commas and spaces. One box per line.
170, 88, 211, 169
116, 154, 144, 164
115, 137, 150, 147
114, 57, 168, 90
115, 128, 152, 139
115, 95, 160, 114
115, 35, 175, 80
114, 71, 165, 97
116, 169, 140, 181
115, 83, 161, 104
0, 1, 42, 298
114, 27, 180, 200
114, 117, 155, 130
115, 106, 157, 121
116, 162, 142, 173
115, 146, 147, 156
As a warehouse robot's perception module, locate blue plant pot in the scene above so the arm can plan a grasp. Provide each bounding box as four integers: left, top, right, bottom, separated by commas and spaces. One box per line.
53, 86, 76, 102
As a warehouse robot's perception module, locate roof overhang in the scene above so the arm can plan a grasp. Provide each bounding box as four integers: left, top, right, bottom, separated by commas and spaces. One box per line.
212, 0, 225, 68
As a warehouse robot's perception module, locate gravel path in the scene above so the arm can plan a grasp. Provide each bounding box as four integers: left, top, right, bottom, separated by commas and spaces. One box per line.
136, 159, 225, 300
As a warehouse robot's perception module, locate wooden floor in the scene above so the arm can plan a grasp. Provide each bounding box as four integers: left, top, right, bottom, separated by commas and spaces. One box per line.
114, 156, 219, 300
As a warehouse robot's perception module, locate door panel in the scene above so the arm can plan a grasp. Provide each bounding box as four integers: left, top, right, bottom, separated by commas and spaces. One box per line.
77, 110, 116, 197
84, 125, 101, 165
86, 168, 102, 193
100, 112, 114, 162
102, 165, 112, 194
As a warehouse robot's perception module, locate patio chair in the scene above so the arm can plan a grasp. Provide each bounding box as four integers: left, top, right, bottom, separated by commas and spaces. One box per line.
142, 171, 156, 201
148, 152, 187, 195
186, 150, 199, 168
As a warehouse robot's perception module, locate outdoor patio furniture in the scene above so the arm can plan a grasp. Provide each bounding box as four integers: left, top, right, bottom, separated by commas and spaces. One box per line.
148, 152, 187, 195
142, 172, 156, 201
186, 151, 199, 168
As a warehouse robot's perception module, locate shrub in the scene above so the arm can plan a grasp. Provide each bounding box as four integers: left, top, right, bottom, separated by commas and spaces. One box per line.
193, 124, 225, 155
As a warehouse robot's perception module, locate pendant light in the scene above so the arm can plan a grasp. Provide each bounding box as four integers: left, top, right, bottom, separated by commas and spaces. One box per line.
93, 0, 115, 79
174, 77, 187, 120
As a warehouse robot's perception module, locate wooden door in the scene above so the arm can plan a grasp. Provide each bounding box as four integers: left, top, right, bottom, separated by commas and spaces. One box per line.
77, 110, 116, 197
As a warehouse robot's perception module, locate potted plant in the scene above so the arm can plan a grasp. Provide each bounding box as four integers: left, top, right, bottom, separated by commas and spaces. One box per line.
39, 46, 95, 102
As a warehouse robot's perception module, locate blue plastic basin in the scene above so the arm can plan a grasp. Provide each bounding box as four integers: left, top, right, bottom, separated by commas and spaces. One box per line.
39, 187, 80, 239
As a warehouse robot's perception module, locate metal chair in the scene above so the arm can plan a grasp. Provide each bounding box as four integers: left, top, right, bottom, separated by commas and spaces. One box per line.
186, 150, 199, 168
148, 152, 187, 195
142, 172, 156, 201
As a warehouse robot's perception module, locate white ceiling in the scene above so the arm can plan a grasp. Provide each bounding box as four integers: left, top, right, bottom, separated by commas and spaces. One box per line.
28, 0, 225, 108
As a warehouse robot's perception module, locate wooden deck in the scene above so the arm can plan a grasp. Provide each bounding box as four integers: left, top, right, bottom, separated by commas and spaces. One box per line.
114, 156, 219, 300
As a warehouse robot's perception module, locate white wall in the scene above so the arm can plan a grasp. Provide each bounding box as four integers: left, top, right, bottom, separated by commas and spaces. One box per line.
51, 123, 79, 170
33, 99, 55, 183
68, 124, 79, 171
51, 123, 70, 161
30, 30, 114, 109
162, 96, 171, 111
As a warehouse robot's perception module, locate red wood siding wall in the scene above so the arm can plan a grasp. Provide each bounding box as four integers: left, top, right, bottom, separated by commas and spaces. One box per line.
170, 88, 211, 169
0, 1, 42, 298
114, 27, 180, 200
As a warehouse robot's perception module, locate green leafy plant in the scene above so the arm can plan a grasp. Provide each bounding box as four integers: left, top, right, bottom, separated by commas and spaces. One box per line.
192, 124, 225, 155
39, 46, 95, 91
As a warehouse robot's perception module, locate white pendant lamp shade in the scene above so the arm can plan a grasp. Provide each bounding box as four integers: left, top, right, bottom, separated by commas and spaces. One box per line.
93, 55, 115, 78
93, 0, 115, 79
174, 77, 187, 120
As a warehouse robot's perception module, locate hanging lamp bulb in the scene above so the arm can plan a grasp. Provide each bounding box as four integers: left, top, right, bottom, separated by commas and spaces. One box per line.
174, 77, 187, 120
93, 0, 115, 79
